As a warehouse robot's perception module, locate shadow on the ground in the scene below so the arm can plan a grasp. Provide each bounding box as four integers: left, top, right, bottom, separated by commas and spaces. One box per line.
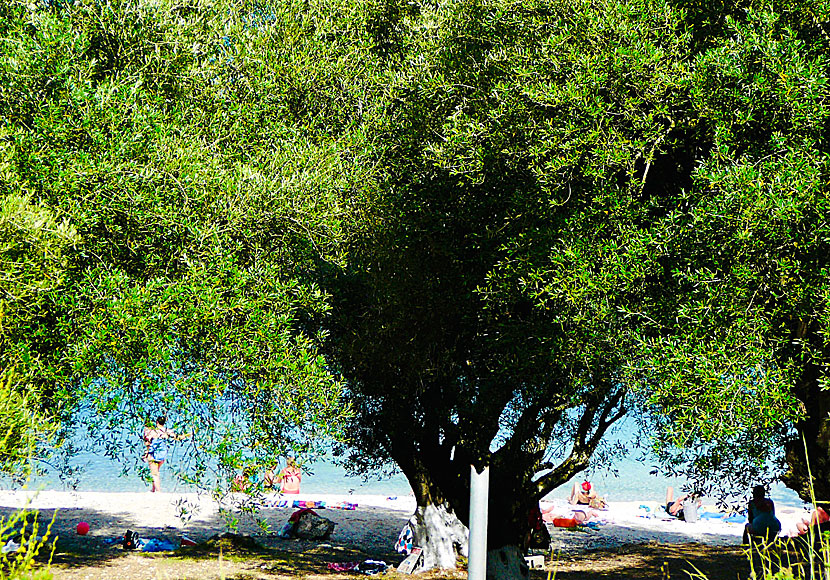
0, 503, 406, 577
532, 542, 782, 580
11, 503, 818, 580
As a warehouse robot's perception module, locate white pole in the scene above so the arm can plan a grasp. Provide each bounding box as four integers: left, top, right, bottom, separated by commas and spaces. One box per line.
468, 465, 489, 580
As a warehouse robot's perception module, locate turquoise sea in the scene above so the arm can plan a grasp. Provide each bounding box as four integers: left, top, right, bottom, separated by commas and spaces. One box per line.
0, 413, 801, 509
9, 443, 805, 510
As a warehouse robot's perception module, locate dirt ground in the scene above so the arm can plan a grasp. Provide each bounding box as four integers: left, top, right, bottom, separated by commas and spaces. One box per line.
39, 534, 760, 580
10, 502, 816, 580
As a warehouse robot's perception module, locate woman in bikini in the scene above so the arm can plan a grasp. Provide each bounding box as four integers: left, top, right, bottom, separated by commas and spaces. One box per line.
278, 457, 302, 494
143, 415, 190, 492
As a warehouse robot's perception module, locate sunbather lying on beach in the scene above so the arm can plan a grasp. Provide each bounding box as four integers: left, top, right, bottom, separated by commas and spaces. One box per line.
795, 504, 829, 536
665, 486, 701, 520
540, 502, 601, 526
569, 481, 599, 506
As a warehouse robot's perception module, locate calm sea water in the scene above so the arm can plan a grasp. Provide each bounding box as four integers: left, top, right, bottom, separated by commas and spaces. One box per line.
3, 415, 804, 509
9, 446, 804, 509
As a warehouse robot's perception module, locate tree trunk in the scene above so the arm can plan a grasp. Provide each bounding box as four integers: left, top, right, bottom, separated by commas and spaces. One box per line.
487, 545, 531, 580
783, 386, 830, 503
408, 501, 468, 572
782, 338, 830, 504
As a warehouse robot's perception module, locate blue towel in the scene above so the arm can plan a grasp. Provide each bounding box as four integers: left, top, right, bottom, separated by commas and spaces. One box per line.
698, 511, 747, 524
138, 538, 178, 552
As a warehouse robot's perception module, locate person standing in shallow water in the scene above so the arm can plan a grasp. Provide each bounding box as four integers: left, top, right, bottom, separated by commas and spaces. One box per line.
142, 415, 190, 492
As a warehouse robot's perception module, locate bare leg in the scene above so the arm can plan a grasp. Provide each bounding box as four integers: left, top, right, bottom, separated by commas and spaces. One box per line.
665, 487, 688, 516
569, 483, 579, 505
150, 461, 162, 492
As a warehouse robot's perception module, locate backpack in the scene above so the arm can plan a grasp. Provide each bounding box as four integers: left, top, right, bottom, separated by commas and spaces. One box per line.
123, 530, 140, 550
294, 509, 336, 540
529, 523, 551, 549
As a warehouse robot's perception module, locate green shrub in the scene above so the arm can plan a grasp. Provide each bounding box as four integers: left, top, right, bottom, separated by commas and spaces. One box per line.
0, 507, 55, 580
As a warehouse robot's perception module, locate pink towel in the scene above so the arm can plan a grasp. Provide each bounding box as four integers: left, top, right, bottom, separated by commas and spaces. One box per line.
327, 561, 359, 571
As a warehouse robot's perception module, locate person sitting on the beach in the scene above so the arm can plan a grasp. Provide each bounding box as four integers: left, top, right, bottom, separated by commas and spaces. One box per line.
742, 485, 781, 543
665, 486, 702, 520
232, 466, 256, 493
795, 504, 829, 536
278, 456, 302, 494
569, 481, 598, 505
262, 465, 278, 489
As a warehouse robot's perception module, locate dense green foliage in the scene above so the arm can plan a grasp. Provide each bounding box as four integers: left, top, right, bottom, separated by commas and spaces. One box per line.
1, 194, 76, 477
1, 0, 828, 567
322, 0, 830, 558
326, 0, 687, 548
632, 6, 830, 498
0, 0, 367, 486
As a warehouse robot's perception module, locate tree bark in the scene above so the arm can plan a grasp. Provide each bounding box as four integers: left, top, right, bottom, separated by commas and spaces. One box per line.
406, 498, 535, 580
781, 323, 830, 504
487, 545, 531, 580
408, 502, 469, 572
782, 370, 830, 503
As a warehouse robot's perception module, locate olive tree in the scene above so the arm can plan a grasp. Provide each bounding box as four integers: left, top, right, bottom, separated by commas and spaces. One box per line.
0, 193, 77, 476
0, 0, 378, 491
323, 0, 698, 575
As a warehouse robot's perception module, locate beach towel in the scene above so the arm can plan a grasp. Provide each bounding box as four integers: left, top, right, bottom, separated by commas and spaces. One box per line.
327, 561, 360, 571
292, 500, 327, 509
138, 538, 178, 552
699, 511, 747, 524
395, 522, 414, 554
331, 501, 358, 510
356, 560, 389, 575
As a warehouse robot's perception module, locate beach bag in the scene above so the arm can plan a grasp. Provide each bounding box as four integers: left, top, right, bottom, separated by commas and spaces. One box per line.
395, 522, 414, 554
529, 523, 551, 549
681, 499, 699, 523
294, 510, 336, 540
123, 530, 139, 550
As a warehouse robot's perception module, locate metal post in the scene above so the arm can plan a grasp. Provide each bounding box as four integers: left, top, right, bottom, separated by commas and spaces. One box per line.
468, 465, 489, 580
